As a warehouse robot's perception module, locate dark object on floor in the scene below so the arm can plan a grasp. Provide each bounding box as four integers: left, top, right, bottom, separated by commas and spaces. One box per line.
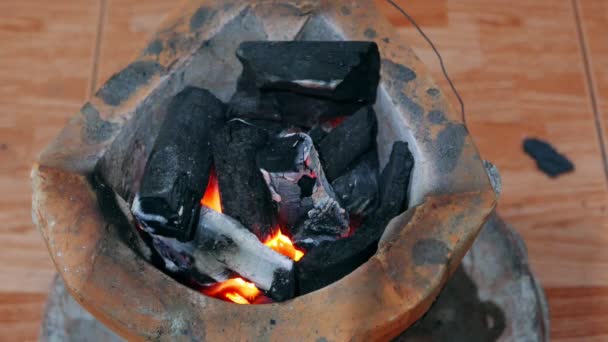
317, 107, 378, 181
236, 41, 380, 103
523, 138, 574, 178
132, 87, 225, 242
296, 141, 414, 294
211, 120, 278, 241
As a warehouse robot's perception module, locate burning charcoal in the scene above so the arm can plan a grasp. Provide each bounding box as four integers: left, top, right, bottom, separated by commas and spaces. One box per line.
317, 106, 378, 180
296, 141, 414, 294
212, 119, 277, 240
236, 41, 380, 103
523, 138, 574, 177
257, 133, 349, 244
132, 87, 225, 242
331, 151, 379, 216
152, 207, 295, 301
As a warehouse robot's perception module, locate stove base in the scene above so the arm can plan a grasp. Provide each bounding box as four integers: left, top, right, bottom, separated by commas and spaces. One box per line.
39, 213, 549, 342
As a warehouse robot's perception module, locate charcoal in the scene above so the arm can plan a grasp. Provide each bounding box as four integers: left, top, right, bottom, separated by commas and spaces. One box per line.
293, 197, 349, 244
257, 133, 349, 244
211, 119, 278, 241
317, 106, 377, 180
227, 90, 282, 122
296, 141, 414, 294
523, 138, 574, 177
295, 219, 381, 295
236, 41, 380, 103
377, 141, 414, 218
132, 87, 225, 242
272, 91, 364, 128
331, 151, 379, 216
307, 124, 330, 144
228, 90, 363, 129
151, 207, 295, 301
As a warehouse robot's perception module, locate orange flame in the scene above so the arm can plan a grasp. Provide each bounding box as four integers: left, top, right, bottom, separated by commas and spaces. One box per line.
201, 168, 222, 213
201, 278, 261, 304
264, 228, 304, 261
199, 169, 305, 304
199, 229, 304, 304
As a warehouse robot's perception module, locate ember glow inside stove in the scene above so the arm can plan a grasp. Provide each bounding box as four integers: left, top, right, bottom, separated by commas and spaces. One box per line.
128, 41, 414, 304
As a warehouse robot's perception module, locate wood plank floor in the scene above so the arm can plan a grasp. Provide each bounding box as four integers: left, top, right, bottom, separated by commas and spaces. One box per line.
1, 0, 607, 340
0, 0, 99, 340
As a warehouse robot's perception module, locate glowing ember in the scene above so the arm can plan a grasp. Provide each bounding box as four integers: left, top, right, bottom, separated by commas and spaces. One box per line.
200, 278, 261, 304
264, 228, 304, 261
201, 168, 222, 213
322, 116, 347, 128
199, 170, 305, 304
199, 229, 304, 304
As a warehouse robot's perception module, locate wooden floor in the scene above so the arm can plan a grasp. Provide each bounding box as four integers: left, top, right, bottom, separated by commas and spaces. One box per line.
1, 0, 607, 340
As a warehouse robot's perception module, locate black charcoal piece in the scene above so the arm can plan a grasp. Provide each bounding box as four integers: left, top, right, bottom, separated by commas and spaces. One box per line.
228, 90, 363, 129
236, 41, 380, 103
132, 87, 225, 242
227, 90, 282, 122
151, 207, 295, 301
317, 106, 378, 180
295, 218, 382, 295
307, 124, 331, 144
296, 141, 414, 294
377, 141, 414, 218
272, 91, 364, 128
257, 133, 349, 244
212, 119, 277, 241
523, 138, 574, 177
331, 151, 379, 216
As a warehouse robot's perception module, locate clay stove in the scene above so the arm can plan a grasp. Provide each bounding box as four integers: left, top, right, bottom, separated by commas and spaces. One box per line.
32, 0, 548, 341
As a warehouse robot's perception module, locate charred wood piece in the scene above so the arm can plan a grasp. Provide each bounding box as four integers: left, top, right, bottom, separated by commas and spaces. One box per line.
296, 141, 414, 294
331, 151, 379, 216
132, 87, 225, 242
236, 41, 380, 103
377, 141, 414, 219
271, 91, 364, 128
523, 138, 574, 177
295, 219, 381, 295
307, 123, 331, 144
227, 90, 282, 123
257, 133, 349, 244
211, 119, 278, 241
317, 106, 377, 181
228, 90, 363, 129
152, 207, 295, 301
